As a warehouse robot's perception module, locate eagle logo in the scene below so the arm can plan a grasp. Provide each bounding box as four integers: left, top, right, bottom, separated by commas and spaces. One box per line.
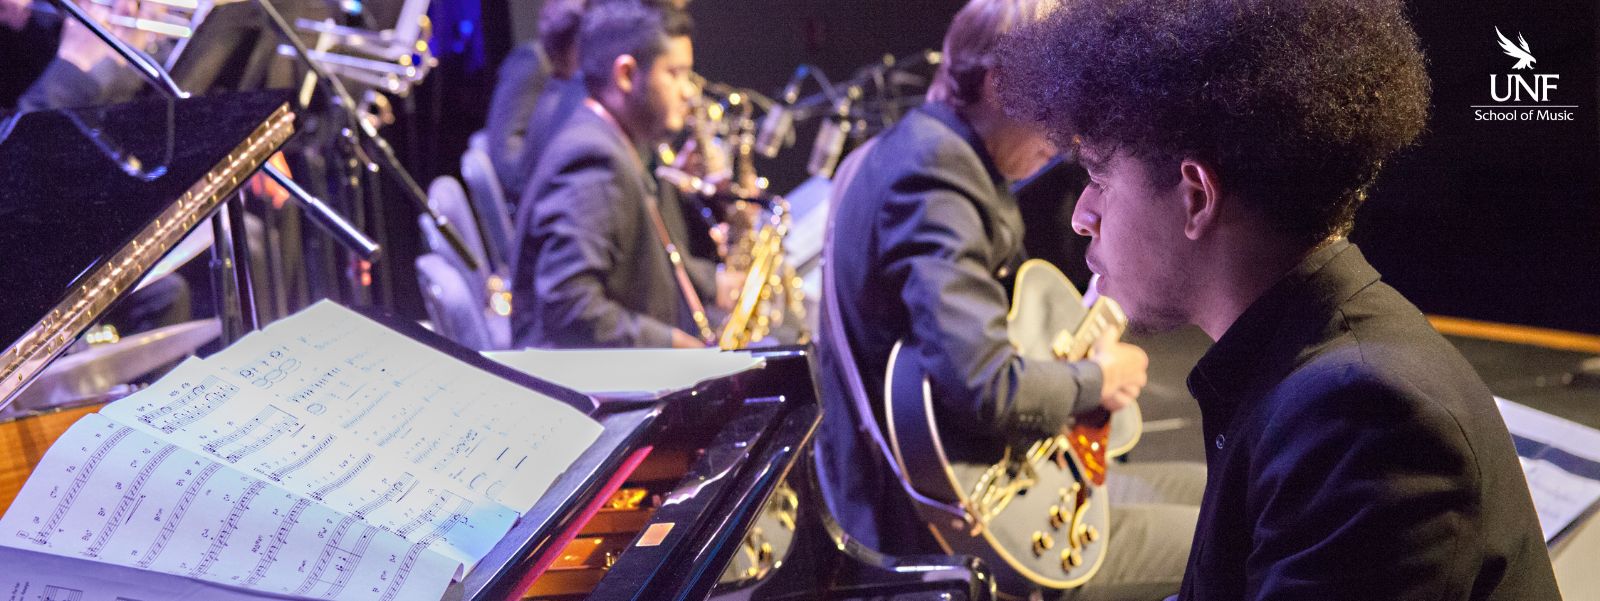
1495, 27, 1536, 70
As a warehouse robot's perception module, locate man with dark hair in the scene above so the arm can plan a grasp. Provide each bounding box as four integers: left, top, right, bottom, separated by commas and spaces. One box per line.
997, 0, 1560, 598
512, 3, 718, 349
495, 0, 695, 204
818, 0, 1201, 598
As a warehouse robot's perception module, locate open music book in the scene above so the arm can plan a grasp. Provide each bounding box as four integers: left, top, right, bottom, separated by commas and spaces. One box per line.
0, 302, 604, 601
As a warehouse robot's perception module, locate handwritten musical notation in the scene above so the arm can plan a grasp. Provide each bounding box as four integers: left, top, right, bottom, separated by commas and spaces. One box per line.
0, 415, 456, 601
1, 543, 297, 600
210, 302, 604, 511
0, 301, 608, 600
97, 360, 517, 569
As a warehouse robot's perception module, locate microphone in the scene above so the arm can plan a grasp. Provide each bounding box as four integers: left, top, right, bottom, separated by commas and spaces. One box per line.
754, 107, 793, 159
807, 93, 854, 178
755, 66, 808, 158
777, 65, 809, 105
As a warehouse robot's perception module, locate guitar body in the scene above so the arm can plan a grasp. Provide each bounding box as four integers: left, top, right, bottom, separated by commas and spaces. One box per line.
883, 260, 1141, 595
1008, 262, 1142, 457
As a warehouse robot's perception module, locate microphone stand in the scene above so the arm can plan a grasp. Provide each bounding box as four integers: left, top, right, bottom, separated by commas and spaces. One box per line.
47, 0, 381, 341
250, 0, 483, 274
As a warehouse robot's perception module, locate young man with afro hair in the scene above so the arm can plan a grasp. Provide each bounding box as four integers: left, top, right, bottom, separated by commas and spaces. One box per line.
996, 0, 1559, 598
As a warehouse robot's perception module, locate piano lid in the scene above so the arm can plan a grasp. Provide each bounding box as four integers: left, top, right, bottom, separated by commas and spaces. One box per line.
0, 91, 296, 408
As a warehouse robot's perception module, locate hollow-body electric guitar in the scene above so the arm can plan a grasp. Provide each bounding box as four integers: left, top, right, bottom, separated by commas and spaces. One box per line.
883, 259, 1141, 595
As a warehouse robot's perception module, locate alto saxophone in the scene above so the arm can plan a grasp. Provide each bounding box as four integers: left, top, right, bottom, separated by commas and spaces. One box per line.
658, 86, 808, 349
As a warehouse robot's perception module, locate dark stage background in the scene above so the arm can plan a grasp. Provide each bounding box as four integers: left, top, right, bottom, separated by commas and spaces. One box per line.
394, 0, 1598, 334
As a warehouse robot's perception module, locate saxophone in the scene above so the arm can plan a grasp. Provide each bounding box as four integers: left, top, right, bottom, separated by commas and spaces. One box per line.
658, 85, 807, 349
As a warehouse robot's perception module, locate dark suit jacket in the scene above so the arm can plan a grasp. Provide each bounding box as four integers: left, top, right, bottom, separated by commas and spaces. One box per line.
1180, 240, 1559, 600
510, 75, 586, 207
486, 40, 550, 199
510, 104, 711, 348
816, 101, 1103, 553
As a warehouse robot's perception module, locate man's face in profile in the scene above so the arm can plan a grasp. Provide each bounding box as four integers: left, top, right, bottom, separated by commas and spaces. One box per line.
1071, 149, 1195, 334
632, 35, 695, 139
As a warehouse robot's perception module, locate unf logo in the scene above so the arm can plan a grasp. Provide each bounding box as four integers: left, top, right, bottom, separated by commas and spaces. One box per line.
1491, 27, 1557, 102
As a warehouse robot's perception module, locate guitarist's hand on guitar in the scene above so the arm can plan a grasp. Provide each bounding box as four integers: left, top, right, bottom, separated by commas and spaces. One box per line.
1090, 333, 1148, 413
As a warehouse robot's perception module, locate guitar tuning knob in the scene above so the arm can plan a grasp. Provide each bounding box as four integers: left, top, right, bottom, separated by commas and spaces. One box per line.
1084, 525, 1100, 543
1049, 505, 1067, 529
1062, 547, 1083, 569
1032, 531, 1055, 556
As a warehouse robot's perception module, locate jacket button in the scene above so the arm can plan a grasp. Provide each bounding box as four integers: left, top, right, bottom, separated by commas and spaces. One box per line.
1214, 434, 1226, 449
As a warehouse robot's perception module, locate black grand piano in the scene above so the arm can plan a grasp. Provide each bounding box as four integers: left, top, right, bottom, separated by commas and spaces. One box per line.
0, 93, 993, 600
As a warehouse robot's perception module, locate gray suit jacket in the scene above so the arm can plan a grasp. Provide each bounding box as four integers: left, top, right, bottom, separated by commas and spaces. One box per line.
511, 105, 711, 348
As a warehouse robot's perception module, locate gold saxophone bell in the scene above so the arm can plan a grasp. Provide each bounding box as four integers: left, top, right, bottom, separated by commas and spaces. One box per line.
667, 77, 811, 350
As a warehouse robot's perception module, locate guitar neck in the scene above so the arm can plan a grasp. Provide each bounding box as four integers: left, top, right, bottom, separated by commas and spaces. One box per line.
1052, 297, 1129, 361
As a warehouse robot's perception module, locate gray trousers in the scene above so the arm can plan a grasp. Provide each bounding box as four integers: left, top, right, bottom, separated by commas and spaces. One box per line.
1057, 461, 1206, 601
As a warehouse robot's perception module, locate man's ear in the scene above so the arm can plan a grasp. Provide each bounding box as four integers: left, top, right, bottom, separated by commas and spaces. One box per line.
1179, 159, 1224, 240
612, 54, 639, 95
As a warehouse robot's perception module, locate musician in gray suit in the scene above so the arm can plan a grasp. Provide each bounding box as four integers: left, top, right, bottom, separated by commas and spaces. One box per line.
511, 3, 719, 349
816, 1, 1202, 599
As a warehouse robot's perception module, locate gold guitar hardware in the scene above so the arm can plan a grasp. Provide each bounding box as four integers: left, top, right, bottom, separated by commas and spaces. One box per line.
1032, 531, 1055, 557
1060, 482, 1081, 506
1062, 547, 1083, 569
882, 260, 1141, 594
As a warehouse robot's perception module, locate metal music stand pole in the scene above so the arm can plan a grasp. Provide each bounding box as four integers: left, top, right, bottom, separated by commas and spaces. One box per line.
210, 199, 254, 343
46, 0, 380, 264
47, 0, 381, 335
250, 0, 483, 274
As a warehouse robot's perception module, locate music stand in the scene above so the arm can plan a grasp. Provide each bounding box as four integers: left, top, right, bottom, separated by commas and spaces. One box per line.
167, 0, 331, 95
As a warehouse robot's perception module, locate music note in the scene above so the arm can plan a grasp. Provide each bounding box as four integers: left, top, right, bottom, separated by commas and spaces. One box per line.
0, 415, 458, 601
0, 301, 605, 600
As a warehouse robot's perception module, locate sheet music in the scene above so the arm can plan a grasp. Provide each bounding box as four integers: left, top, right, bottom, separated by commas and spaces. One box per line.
1498, 397, 1600, 463
1519, 457, 1600, 542
199, 301, 605, 511
97, 360, 517, 569
1, 300, 611, 597
0, 544, 291, 601
1497, 397, 1600, 542
0, 415, 457, 601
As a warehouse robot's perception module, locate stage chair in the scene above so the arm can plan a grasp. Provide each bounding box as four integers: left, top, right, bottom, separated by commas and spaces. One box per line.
460, 142, 516, 274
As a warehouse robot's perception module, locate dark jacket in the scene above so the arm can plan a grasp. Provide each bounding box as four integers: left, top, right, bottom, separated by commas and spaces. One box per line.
510, 105, 711, 348
1180, 240, 1559, 600
486, 40, 550, 199
510, 75, 587, 207
816, 101, 1103, 553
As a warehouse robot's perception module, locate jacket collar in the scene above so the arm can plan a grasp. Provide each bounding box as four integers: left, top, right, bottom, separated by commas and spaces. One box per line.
1186, 239, 1382, 423
581, 96, 655, 176
917, 100, 1006, 186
